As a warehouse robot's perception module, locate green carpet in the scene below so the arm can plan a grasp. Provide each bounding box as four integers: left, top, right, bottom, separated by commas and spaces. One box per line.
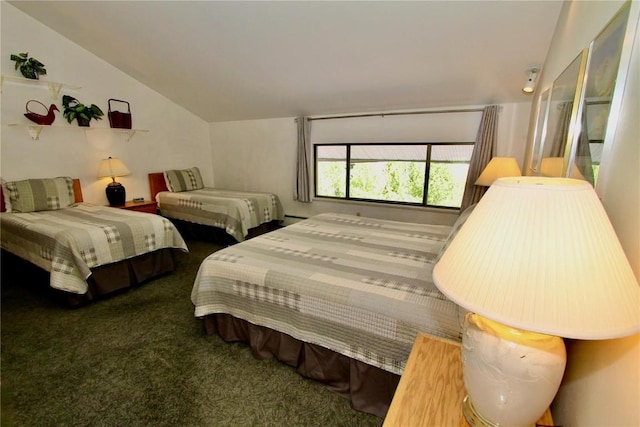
1, 238, 382, 427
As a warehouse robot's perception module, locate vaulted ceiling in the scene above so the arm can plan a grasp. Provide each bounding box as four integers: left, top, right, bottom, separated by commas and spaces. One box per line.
10, 1, 563, 123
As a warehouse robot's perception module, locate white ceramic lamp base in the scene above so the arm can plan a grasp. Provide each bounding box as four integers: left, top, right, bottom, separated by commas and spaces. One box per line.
461, 313, 566, 427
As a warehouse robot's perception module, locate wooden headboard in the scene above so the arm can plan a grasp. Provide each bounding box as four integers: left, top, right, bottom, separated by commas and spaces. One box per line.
148, 172, 169, 202
72, 179, 84, 203
0, 178, 83, 212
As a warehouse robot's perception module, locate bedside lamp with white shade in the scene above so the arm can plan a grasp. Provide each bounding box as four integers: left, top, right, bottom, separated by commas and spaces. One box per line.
433, 177, 639, 427
474, 157, 522, 187
540, 156, 585, 180
97, 156, 131, 206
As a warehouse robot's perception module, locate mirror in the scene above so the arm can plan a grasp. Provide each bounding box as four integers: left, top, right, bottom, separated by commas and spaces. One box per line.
539, 50, 588, 176
571, 2, 632, 186
529, 88, 551, 173
533, 1, 635, 185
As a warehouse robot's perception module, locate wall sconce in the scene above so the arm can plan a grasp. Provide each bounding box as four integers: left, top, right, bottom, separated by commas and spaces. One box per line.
522, 67, 540, 94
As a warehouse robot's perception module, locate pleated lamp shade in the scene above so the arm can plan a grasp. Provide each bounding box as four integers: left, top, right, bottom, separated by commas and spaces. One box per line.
540, 157, 585, 180
97, 157, 131, 180
474, 157, 522, 186
433, 176, 639, 339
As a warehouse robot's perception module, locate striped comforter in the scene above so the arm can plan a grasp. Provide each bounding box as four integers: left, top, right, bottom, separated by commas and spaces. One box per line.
191, 213, 462, 375
156, 188, 284, 242
0, 204, 188, 294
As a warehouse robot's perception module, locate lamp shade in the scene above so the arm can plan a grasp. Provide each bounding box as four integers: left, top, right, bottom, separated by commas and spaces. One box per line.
474, 157, 522, 186
540, 157, 585, 180
97, 157, 131, 179
433, 176, 639, 339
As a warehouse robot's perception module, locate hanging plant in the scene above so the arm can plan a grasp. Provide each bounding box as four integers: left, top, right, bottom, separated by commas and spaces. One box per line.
62, 95, 104, 127
10, 52, 47, 80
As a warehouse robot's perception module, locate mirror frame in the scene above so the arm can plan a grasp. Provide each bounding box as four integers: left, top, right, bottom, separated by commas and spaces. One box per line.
529, 87, 551, 174
569, 1, 637, 191
538, 49, 589, 176
532, 1, 637, 187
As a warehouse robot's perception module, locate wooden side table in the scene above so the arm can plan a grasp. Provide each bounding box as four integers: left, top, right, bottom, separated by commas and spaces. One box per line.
383, 332, 553, 427
110, 200, 157, 214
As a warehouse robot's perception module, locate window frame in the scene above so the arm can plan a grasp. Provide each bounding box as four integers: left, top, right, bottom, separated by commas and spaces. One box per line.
314, 141, 474, 210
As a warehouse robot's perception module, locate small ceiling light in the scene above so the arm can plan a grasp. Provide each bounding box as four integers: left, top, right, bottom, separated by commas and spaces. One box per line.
522, 67, 540, 94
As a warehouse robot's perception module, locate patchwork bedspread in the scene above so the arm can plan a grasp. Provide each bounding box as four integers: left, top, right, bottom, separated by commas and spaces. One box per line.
157, 188, 284, 242
191, 213, 462, 375
0, 204, 188, 294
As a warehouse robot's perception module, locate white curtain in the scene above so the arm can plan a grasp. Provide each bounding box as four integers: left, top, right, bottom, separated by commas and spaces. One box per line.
295, 116, 312, 202
460, 105, 499, 211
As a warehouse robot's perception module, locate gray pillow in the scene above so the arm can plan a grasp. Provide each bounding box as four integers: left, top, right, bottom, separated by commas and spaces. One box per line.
5, 177, 75, 213
164, 167, 204, 192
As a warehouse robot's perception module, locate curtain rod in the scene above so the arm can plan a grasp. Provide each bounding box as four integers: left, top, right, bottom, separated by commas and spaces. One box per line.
300, 107, 486, 122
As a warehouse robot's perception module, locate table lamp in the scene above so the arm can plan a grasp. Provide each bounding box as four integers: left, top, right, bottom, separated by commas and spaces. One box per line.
433, 177, 639, 427
474, 157, 522, 187
540, 157, 585, 180
97, 156, 131, 206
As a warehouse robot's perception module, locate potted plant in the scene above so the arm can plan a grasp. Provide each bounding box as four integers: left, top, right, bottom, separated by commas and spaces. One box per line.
10, 52, 47, 80
62, 95, 104, 127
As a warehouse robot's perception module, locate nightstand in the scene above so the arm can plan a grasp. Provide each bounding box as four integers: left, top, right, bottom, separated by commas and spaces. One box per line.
383, 332, 553, 427
111, 200, 157, 214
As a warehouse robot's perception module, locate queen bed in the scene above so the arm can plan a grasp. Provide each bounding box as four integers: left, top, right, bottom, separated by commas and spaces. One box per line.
148, 168, 284, 243
1, 176, 188, 305
191, 211, 470, 417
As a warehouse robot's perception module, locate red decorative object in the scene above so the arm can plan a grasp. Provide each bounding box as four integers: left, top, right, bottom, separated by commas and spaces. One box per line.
24, 100, 58, 125
108, 99, 132, 129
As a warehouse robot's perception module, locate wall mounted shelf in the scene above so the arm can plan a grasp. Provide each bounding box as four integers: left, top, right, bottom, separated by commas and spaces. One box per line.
4, 74, 147, 141
1, 74, 81, 99
7, 123, 149, 141
7, 123, 62, 140
85, 128, 149, 142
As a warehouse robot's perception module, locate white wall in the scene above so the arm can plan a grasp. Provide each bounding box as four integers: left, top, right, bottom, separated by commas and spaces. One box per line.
524, 1, 640, 425
0, 3, 212, 204
209, 102, 531, 226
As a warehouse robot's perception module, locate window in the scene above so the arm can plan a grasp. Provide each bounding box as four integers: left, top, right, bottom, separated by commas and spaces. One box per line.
315, 143, 473, 209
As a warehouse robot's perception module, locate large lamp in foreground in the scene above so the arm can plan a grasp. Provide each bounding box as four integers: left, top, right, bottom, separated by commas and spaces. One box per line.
97, 156, 131, 206
433, 177, 639, 427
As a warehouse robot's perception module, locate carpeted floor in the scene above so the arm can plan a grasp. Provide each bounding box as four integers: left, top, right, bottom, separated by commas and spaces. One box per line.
1, 237, 382, 427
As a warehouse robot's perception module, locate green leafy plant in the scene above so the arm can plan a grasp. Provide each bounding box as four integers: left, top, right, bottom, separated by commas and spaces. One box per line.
10, 52, 46, 79
62, 95, 104, 127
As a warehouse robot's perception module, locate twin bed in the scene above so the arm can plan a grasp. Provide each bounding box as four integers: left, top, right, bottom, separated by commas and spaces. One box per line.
2, 171, 465, 418
148, 169, 283, 242
0, 176, 188, 305
1, 167, 284, 304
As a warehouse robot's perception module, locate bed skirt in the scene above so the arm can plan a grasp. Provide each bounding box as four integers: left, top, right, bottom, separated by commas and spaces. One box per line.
1, 248, 175, 306
203, 314, 401, 418
245, 219, 282, 239
66, 248, 175, 306
167, 218, 281, 245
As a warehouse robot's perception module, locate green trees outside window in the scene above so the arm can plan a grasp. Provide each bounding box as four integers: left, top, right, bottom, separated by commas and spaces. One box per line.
315, 143, 472, 209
